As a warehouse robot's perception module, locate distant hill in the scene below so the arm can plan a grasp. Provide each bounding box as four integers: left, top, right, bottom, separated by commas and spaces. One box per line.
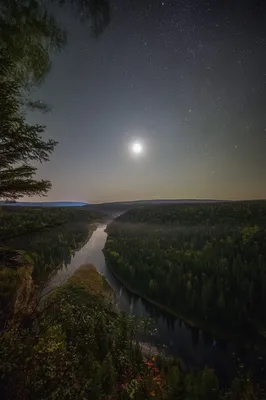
97, 199, 228, 206
85, 199, 231, 217
0, 201, 89, 207
1, 199, 229, 208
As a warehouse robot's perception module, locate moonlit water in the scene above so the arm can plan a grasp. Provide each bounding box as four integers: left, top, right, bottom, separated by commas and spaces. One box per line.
42, 225, 109, 296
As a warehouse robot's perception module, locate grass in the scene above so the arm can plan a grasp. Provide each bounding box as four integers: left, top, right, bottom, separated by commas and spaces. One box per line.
66, 264, 115, 300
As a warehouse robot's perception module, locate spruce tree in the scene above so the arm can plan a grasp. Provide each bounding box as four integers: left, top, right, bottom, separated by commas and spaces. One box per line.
0, 51, 57, 200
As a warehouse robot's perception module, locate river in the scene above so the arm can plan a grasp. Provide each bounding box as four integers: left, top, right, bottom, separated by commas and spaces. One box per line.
43, 222, 265, 385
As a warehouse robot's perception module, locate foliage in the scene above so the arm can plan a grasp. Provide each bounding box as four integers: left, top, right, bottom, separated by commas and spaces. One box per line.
0, 51, 58, 200
0, 269, 164, 399
67, 263, 115, 299
0, 0, 110, 88
105, 201, 266, 339
0, 207, 104, 321
0, 246, 262, 399
0, 205, 104, 239
0, 0, 66, 87
3, 221, 95, 282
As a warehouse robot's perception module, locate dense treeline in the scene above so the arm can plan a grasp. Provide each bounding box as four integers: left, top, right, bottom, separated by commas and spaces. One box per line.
0, 204, 263, 398
0, 263, 259, 399
0, 206, 104, 320
5, 221, 95, 276
0, 222, 96, 324
109, 201, 266, 226
0, 205, 104, 239
105, 201, 266, 339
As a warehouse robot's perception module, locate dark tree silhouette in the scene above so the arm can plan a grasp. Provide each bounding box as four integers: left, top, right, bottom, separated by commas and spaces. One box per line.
0, 0, 110, 200
0, 0, 110, 87
0, 52, 57, 200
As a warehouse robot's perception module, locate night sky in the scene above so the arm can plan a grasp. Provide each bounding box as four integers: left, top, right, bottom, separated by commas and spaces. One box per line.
27, 0, 266, 203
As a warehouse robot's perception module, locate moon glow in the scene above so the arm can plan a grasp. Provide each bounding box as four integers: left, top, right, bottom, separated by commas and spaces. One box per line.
131, 142, 143, 155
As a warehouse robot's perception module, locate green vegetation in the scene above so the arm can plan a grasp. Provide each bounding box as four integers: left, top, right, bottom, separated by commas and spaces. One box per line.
0, 202, 265, 398
67, 263, 115, 299
0, 205, 105, 322
105, 201, 266, 342
0, 259, 260, 399
3, 222, 95, 281
0, 204, 263, 399
0, 205, 104, 239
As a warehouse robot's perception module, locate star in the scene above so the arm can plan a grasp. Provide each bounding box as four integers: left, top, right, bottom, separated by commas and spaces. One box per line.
197, 41, 204, 50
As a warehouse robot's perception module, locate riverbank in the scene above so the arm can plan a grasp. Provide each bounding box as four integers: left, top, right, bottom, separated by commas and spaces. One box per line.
37, 222, 99, 299
56, 264, 164, 358
66, 263, 115, 301
105, 257, 266, 354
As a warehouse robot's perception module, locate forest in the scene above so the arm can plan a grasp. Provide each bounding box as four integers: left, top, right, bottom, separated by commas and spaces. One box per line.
0, 203, 263, 398
1, 0, 265, 396
105, 201, 266, 341
0, 205, 104, 315
0, 205, 105, 239
0, 257, 259, 400
0, 214, 100, 329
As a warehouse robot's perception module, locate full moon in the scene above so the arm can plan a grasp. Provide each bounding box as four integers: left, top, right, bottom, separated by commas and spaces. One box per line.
131, 142, 143, 154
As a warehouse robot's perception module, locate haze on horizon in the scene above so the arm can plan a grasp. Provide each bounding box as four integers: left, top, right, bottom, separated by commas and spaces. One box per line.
25, 0, 266, 204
